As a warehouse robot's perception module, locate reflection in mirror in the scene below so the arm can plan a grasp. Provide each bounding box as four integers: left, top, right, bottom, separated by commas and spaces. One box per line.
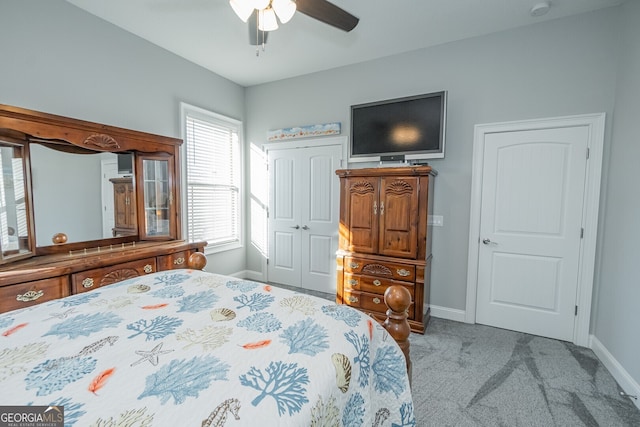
0, 142, 31, 261
30, 145, 136, 246
143, 158, 170, 237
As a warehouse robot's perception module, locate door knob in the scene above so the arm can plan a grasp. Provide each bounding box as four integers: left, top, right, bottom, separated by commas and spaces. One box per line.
482, 238, 497, 245
291, 225, 300, 229
302, 225, 309, 230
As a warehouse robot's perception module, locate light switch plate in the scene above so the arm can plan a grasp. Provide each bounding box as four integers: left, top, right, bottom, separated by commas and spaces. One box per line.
428, 215, 443, 227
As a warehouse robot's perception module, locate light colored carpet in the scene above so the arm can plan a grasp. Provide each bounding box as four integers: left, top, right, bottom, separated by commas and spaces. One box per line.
410, 318, 640, 426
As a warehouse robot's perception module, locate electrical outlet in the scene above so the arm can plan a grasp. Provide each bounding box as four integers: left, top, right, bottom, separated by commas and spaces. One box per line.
428, 215, 443, 227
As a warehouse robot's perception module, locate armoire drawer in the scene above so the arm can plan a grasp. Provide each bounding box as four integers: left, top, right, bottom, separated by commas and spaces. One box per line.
0, 276, 70, 313
157, 250, 194, 271
343, 289, 415, 319
72, 257, 157, 294
343, 273, 414, 297
343, 256, 416, 282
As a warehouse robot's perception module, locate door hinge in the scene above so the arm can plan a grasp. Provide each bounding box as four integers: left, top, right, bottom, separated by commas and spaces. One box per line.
580, 228, 584, 238
575, 305, 578, 316
266, 258, 269, 265
586, 148, 590, 159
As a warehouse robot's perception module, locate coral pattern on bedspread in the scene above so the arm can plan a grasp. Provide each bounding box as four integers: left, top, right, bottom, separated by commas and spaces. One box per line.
0, 269, 415, 426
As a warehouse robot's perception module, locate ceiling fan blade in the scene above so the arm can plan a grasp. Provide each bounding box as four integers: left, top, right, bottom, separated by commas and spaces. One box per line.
296, 0, 359, 32
248, 11, 269, 45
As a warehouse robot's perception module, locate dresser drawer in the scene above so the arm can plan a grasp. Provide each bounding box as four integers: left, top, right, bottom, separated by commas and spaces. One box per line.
343, 289, 415, 319
344, 256, 416, 282
344, 273, 414, 297
72, 257, 157, 294
0, 276, 70, 313
157, 250, 194, 271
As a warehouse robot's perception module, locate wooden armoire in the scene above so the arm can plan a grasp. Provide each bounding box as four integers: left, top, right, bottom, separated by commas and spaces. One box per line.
110, 177, 137, 237
335, 166, 436, 333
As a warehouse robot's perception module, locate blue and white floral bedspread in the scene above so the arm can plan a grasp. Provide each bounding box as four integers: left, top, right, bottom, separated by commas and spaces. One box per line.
0, 269, 415, 426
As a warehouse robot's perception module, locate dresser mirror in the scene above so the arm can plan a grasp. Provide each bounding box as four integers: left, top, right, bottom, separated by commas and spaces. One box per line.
0, 140, 31, 263
0, 103, 183, 264
30, 144, 137, 247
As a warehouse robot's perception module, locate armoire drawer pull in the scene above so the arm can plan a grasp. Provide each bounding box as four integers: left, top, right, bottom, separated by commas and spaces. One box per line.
349, 262, 360, 269
82, 278, 94, 288
348, 279, 358, 286
144, 264, 153, 273
173, 257, 185, 265
373, 279, 381, 286
397, 268, 411, 277
373, 297, 381, 304
16, 289, 44, 302
348, 296, 359, 303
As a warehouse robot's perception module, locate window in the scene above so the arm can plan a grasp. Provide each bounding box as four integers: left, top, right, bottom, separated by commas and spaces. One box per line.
181, 103, 243, 253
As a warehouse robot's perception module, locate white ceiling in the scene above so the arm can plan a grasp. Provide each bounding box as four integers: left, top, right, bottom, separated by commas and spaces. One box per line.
65, 0, 624, 87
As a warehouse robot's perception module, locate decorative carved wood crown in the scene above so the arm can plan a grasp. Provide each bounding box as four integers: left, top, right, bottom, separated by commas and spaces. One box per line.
83, 133, 121, 150
386, 180, 413, 195
362, 263, 393, 276
349, 181, 375, 194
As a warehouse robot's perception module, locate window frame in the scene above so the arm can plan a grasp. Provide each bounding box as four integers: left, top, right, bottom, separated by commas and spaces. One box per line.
180, 102, 244, 255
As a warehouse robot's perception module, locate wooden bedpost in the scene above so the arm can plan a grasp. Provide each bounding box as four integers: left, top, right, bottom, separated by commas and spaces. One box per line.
187, 252, 207, 270
383, 285, 412, 384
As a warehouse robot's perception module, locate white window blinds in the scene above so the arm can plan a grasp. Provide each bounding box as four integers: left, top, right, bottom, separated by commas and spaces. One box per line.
184, 111, 242, 250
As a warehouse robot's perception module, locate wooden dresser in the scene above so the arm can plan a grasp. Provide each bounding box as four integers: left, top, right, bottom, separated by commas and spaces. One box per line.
0, 104, 207, 315
335, 166, 436, 333
0, 240, 206, 314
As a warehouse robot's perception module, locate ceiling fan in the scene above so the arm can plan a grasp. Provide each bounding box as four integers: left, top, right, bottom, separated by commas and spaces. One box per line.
230, 0, 359, 47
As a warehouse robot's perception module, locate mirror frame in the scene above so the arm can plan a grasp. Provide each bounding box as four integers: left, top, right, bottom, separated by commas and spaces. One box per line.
0, 104, 183, 260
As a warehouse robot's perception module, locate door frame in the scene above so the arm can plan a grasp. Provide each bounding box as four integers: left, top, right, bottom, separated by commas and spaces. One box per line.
263, 136, 347, 284
465, 113, 605, 346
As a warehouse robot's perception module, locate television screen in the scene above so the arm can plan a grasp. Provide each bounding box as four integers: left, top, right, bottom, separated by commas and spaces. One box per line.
350, 91, 446, 162
117, 152, 133, 174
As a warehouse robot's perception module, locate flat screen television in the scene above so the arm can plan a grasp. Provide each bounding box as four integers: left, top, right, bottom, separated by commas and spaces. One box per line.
349, 91, 447, 162
117, 152, 133, 174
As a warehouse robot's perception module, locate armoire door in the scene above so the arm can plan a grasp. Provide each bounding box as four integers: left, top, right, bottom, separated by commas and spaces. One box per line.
378, 176, 420, 258
343, 176, 379, 254
268, 143, 342, 294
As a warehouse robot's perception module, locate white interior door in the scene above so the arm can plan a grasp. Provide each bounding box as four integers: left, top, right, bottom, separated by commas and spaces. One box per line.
268, 149, 300, 286
101, 159, 118, 238
300, 145, 342, 293
476, 126, 589, 341
267, 143, 342, 294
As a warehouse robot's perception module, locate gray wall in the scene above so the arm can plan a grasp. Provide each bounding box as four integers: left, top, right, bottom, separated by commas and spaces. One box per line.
593, 0, 640, 385
246, 5, 640, 389
245, 9, 619, 312
0, 0, 246, 274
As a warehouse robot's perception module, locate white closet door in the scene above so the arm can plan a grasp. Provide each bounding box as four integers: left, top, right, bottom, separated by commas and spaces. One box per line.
268, 149, 301, 287
267, 143, 342, 294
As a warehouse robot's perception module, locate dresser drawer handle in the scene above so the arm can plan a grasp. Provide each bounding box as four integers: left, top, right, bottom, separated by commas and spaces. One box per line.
16, 289, 44, 302
348, 279, 358, 287
349, 262, 360, 269
82, 278, 94, 288
373, 297, 381, 304
373, 279, 381, 286
173, 257, 185, 265
144, 264, 153, 274
397, 269, 411, 277
348, 296, 359, 303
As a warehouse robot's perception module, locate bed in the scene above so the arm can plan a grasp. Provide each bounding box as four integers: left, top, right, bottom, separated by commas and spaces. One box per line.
0, 268, 415, 426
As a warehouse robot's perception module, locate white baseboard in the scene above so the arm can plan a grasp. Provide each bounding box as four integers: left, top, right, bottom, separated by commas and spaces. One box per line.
238, 269, 265, 282
430, 304, 466, 323
590, 335, 640, 410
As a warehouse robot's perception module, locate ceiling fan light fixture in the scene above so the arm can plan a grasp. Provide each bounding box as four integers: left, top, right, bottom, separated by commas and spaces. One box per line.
258, 7, 279, 31
272, 0, 296, 24
229, 0, 254, 22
